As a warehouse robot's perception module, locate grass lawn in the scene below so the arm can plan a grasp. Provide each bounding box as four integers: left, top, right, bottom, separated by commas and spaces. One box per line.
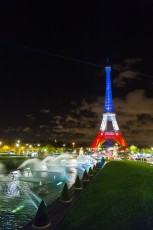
59, 160, 153, 230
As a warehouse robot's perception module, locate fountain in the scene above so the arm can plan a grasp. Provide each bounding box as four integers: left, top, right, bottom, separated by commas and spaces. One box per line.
23, 168, 33, 177
76, 155, 97, 169
18, 158, 41, 170
0, 153, 97, 229
6, 180, 20, 197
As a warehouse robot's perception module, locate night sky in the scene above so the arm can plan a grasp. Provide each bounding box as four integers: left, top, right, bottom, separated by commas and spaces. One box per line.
0, 0, 153, 147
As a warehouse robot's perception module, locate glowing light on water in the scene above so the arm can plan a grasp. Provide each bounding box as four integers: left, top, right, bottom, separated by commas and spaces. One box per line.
16, 182, 38, 210
12, 205, 24, 213
56, 182, 62, 185
27, 188, 42, 204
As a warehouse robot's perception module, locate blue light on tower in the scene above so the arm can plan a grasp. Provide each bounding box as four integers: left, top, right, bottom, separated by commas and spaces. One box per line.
104, 66, 114, 113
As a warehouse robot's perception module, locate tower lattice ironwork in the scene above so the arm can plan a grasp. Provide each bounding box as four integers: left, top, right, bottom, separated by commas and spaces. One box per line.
91, 66, 127, 149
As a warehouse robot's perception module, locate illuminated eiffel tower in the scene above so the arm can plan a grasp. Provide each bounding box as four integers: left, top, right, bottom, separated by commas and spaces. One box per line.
91, 65, 127, 149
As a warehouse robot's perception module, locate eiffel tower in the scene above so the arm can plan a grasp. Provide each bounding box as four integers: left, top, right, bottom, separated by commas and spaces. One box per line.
91, 65, 127, 149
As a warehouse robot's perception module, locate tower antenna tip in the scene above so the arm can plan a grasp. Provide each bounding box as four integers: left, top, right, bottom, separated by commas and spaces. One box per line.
106, 57, 109, 65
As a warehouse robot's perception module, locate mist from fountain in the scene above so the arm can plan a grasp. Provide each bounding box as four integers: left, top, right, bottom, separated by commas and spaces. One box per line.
40, 154, 70, 172
18, 158, 41, 170
76, 155, 97, 166
40, 153, 95, 172
0, 162, 6, 175
3, 153, 96, 191
0, 153, 96, 186
23, 168, 33, 177
39, 162, 48, 170
20, 183, 42, 208
17, 153, 96, 175
17, 182, 39, 210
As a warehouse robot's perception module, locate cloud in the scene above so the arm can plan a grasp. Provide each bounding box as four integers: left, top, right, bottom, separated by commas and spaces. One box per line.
40, 109, 50, 114
25, 114, 35, 120
4, 127, 16, 133
66, 115, 78, 122
123, 58, 142, 65
39, 125, 49, 129
22, 127, 32, 132
113, 71, 140, 87
114, 90, 153, 115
